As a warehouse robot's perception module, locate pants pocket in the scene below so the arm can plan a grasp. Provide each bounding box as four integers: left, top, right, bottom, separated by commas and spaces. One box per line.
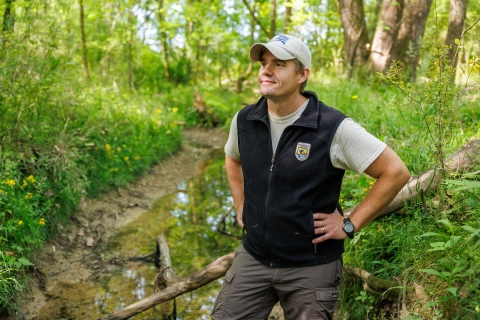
314, 287, 338, 320
211, 269, 236, 319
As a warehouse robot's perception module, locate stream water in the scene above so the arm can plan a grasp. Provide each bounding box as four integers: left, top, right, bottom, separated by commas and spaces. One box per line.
42, 152, 243, 319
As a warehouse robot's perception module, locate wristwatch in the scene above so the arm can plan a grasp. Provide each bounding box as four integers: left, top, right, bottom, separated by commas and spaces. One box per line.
342, 217, 355, 239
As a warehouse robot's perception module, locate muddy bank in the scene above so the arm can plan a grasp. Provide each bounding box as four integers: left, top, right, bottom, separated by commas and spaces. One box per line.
7, 128, 228, 320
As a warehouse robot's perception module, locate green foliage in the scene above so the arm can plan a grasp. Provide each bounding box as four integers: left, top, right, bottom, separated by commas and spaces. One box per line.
0, 252, 21, 314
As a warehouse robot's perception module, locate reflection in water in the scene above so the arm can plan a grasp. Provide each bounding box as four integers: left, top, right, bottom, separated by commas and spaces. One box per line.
38, 152, 242, 319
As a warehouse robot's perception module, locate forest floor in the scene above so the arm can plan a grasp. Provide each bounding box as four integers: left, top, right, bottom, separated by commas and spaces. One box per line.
5, 127, 230, 320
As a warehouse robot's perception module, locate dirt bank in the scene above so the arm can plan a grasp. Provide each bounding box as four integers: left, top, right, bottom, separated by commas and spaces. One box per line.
6, 128, 228, 320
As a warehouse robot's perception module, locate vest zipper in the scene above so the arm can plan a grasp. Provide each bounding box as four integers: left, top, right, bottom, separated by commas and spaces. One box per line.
265, 154, 275, 266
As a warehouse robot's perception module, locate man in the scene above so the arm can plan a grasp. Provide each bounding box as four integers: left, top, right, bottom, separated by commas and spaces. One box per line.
212, 34, 410, 320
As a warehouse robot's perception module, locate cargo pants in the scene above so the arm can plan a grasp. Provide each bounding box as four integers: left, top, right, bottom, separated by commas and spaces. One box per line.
212, 245, 342, 320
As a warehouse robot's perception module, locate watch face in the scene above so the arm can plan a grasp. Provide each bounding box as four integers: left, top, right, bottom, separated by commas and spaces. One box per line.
344, 222, 354, 233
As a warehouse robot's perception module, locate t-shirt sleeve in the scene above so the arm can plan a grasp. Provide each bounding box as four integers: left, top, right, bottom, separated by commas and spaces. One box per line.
224, 112, 241, 160
330, 118, 387, 174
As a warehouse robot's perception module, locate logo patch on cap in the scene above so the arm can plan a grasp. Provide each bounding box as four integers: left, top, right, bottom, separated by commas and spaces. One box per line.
269, 34, 289, 45
295, 142, 311, 161
332, 293, 338, 299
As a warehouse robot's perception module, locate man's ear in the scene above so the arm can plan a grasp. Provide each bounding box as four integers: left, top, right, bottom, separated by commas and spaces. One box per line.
298, 67, 310, 84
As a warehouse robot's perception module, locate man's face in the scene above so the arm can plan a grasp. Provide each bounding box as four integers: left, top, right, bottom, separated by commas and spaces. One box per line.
258, 50, 306, 101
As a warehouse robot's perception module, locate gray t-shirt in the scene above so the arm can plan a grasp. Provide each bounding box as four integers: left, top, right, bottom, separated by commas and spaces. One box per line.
225, 102, 386, 174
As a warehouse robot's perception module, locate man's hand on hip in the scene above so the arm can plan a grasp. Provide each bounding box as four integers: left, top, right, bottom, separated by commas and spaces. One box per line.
312, 209, 347, 243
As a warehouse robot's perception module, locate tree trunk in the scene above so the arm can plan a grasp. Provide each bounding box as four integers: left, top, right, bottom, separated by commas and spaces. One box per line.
236, 13, 255, 93
345, 139, 480, 219
127, 10, 135, 94
270, 0, 276, 38
343, 265, 399, 300
284, 0, 292, 34
79, 0, 90, 80
445, 0, 468, 69
242, 0, 270, 38
158, 0, 171, 82
369, 0, 404, 73
387, 0, 432, 82
2, 0, 15, 33
338, 0, 370, 77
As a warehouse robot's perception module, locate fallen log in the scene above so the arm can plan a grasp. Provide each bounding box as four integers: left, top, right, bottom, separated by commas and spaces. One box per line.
99, 252, 235, 320
346, 139, 480, 218
342, 264, 400, 301
153, 235, 178, 318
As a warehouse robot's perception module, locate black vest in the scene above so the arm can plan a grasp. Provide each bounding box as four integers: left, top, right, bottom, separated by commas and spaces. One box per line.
237, 91, 347, 267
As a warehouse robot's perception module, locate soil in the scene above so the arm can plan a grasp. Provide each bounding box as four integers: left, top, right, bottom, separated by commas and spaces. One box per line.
6, 128, 229, 320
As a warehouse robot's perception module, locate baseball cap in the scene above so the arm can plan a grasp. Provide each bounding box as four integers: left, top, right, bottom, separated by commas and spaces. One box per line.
249, 34, 311, 68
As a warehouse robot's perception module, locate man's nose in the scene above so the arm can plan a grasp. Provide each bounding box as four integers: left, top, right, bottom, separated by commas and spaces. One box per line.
261, 63, 273, 75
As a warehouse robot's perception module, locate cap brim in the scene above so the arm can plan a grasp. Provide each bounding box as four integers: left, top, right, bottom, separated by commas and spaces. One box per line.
249, 43, 296, 62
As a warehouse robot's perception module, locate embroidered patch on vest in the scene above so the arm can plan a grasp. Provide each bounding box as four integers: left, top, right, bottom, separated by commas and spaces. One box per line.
295, 142, 311, 161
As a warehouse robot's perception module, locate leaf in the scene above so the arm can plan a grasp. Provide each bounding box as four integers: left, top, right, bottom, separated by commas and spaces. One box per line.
420, 232, 444, 237
461, 225, 477, 233
437, 219, 454, 233
451, 236, 462, 247
420, 268, 444, 278
17, 257, 33, 267
423, 301, 437, 310
454, 39, 461, 45
429, 242, 446, 248
447, 287, 458, 297
443, 179, 480, 191
451, 265, 465, 275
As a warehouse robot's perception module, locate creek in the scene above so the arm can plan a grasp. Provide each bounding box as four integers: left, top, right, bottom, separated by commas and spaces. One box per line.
37, 151, 243, 319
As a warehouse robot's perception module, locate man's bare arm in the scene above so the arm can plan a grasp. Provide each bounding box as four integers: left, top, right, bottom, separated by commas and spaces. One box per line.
225, 154, 245, 227
313, 146, 410, 243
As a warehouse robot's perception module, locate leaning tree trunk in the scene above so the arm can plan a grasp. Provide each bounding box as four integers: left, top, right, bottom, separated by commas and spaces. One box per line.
2, 0, 15, 33
345, 139, 480, 219
445, 0, 468, 69
284, 0, 292, 34
270, 0, 276, 38
369, 0, 404, 73
158, 0, 171, 82
387, 0, 433, 82
242, 0, 270, 38
338, 0, 370, 77
236, 9, 255, 93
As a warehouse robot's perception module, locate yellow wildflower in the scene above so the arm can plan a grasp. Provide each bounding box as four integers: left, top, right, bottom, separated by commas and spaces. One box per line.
124, 156, 129, 161
172, 107, 179, 113
25, 193, 33, 199
116, 147, 122, 152
18, 220, 23, 226
6, 179, 16, 187
351, 95, 358, 99
105, 144, 112, 151
134, 155, 140, 161
156, 109, 161, 114
27, 175, 35, 183
39, 218, 45, 226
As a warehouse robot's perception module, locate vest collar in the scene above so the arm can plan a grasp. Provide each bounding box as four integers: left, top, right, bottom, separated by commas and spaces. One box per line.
246, 91, 319, 129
